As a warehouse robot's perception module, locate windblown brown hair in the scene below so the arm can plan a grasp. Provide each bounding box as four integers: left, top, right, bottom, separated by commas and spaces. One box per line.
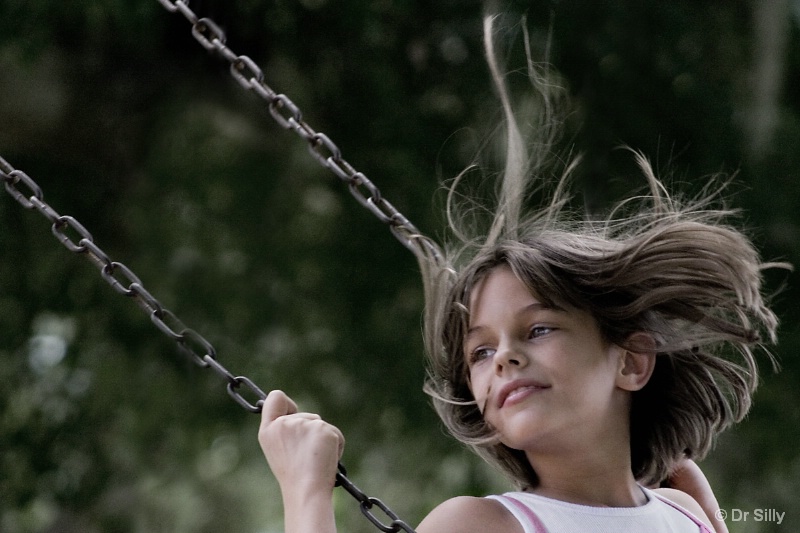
409, 12, 788, 489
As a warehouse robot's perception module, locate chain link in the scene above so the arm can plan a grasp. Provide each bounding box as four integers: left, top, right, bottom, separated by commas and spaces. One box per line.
1, 152, 417, 533
1, 157, 268, 414
158, 0, 443, 267
1, 2, 434, 528
336, 465, 417, 533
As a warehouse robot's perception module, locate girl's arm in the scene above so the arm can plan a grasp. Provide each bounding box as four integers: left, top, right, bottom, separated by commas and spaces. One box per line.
662, 459, 729, 533
258, 390, 344, 533
417, 496, 519, 533
258, 390, 509, 533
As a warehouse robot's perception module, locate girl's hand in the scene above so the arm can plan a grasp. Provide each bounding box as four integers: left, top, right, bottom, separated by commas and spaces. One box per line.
258, 390, 345, 499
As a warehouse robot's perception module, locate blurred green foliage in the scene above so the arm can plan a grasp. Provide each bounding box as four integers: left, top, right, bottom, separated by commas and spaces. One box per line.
1, 1, 799, 532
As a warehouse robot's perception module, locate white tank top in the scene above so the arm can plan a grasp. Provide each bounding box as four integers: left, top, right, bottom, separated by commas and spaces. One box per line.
487, 486, 712, 533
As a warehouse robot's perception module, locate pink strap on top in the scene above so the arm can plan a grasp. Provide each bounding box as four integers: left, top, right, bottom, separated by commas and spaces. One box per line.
651, 493, 714, 533
499, 495, 550, 533
498, 493, 712, 533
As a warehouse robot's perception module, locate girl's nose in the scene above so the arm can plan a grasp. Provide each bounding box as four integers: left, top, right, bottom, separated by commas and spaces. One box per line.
493, 341, 528, 372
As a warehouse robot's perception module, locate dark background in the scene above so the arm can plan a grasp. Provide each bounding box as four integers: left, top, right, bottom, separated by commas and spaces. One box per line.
1, 1, 798, 532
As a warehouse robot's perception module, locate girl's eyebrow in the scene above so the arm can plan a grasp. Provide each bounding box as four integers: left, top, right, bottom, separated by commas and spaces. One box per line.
465, 302, 557, 338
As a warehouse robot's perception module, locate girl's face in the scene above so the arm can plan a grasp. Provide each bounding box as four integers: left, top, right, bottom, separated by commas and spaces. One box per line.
464, 265, 630, 454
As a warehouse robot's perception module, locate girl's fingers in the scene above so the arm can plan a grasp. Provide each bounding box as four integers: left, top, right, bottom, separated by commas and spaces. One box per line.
261, 390, 298, 424
257, 392, 345, 489
291, 413, 322, 420
332, 425, 345, 459
259, 390, 324, 447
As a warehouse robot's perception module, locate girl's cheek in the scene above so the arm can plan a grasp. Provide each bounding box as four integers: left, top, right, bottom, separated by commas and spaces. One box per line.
470, 376, 488, 414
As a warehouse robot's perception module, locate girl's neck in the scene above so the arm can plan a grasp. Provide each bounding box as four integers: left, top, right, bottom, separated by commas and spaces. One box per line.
527, 475, 646, 508
521, 391, 645, 507
525, 446, 646, 507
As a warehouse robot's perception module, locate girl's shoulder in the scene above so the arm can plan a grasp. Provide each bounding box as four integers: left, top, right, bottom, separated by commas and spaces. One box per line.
650, 487, 715, 530
416, 495, 524, 533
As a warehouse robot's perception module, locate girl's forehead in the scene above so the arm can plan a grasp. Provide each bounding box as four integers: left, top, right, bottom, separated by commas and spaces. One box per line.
467, 266, 542, 310
463, 263, 585, 327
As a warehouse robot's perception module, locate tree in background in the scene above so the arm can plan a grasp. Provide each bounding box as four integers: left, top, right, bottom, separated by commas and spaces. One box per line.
1, 1, 798, 532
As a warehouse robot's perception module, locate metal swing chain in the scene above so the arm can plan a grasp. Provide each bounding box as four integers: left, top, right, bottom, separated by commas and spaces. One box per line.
0, 155, 268, 414
150, 4, 435, 527
156, 0, 443, 266
0, 1, 433, 529
0, 160, 417, 533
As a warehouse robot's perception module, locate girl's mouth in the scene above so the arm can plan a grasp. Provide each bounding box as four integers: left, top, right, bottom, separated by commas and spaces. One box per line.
497, 379, 550, 408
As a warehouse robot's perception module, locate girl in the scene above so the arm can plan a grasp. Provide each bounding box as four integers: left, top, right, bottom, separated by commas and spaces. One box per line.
258, 11, 784, 533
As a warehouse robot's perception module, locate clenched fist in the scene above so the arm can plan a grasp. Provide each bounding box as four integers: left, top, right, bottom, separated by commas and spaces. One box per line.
259, 390, 345, 498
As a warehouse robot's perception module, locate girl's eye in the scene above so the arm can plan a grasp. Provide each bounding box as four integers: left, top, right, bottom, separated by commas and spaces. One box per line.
468, 347, 495, 364
529, 326, 553, 339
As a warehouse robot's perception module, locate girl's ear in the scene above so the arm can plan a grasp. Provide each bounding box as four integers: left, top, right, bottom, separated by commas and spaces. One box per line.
616, 332, 657, 392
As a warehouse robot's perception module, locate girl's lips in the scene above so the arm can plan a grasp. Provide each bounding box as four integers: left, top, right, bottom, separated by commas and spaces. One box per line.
497, 379, 550, 408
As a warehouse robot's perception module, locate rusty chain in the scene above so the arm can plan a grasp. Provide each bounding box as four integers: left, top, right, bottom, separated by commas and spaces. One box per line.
0, 1, 441, 530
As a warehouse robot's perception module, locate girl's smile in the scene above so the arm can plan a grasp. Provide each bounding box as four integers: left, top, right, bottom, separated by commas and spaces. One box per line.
496, 378, 551, 409
464, 265, 629, 453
